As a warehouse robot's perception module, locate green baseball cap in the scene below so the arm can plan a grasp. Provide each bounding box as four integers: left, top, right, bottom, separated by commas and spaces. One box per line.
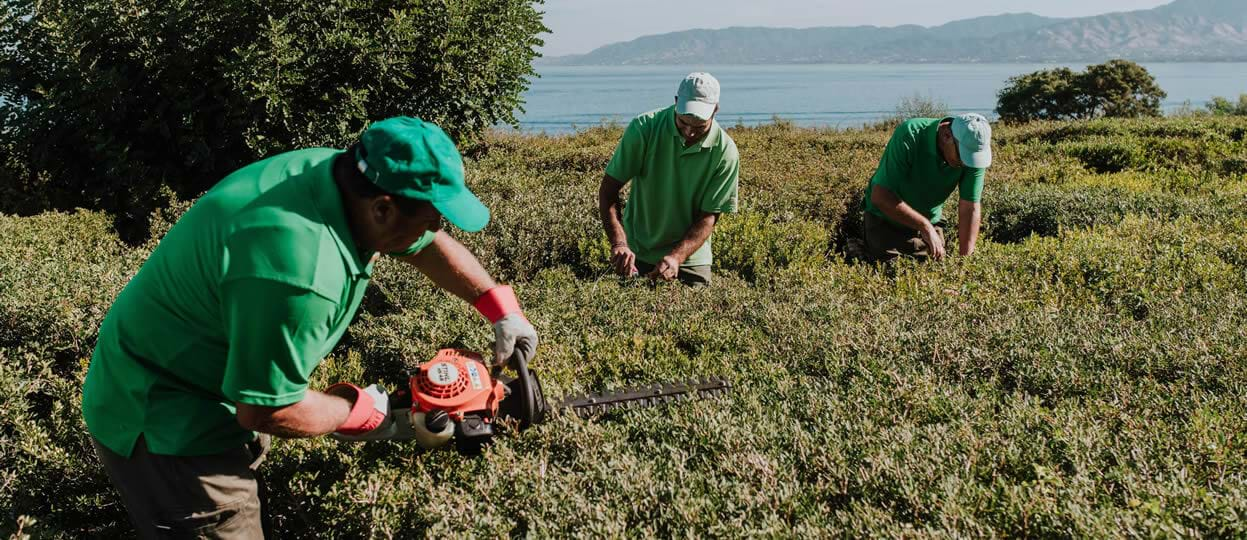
355, 117, 489, 232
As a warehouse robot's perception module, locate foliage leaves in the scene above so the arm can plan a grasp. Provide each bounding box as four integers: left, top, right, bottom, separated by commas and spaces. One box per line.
3, 117, 1247, 537
996, 60, 1167, 123
0, 0, 547, 239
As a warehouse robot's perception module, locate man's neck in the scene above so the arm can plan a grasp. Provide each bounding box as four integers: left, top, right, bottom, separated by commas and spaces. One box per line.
331, 156, 378, 257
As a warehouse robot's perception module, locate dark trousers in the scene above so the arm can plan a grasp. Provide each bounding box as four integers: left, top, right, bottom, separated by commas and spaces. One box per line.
93, 435, 272, 539
862, 211, 945, 263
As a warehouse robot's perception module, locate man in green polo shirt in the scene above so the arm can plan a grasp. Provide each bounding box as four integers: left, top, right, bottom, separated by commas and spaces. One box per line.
82, 117, 538, 538
599, 72, 740, 286
861, 113, 992, 262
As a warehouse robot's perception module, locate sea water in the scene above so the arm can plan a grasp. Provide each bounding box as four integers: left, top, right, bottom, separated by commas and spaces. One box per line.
514, 63, 1247, 133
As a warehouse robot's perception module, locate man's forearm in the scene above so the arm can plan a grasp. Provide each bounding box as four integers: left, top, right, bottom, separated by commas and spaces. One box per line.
400, 230, 496, 302
235, 390, 352, 438
667, 212, 718, 263
599, 176, 629, 247
958, 200, 981, 256
872, 185, 933, 233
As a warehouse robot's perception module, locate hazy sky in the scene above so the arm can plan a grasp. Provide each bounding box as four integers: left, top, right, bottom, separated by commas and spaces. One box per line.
539, 0, 1175, 56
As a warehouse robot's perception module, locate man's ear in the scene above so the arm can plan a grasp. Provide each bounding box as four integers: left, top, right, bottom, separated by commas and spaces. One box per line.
371, 195, 397, 227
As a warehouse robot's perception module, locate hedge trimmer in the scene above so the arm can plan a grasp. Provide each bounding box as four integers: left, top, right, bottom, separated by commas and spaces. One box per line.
376, 349, 731, 455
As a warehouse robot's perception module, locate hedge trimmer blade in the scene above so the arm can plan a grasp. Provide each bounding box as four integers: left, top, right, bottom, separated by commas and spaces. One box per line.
558, 377, 732, 419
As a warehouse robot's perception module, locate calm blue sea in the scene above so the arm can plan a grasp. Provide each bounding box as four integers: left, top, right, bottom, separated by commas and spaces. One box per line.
514, 64, 1247, 133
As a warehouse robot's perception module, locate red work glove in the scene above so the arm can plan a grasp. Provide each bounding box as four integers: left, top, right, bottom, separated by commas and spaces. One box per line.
328, 383, 397, 441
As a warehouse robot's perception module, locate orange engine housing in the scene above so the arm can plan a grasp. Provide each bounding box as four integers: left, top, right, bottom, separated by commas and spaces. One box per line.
409, 349, 505, 422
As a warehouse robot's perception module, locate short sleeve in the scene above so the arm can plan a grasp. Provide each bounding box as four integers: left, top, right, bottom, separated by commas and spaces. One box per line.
871, 123, 914, 192
221, 278, 339, 407
700, 144, 740, 214
605, 118, 646, 183
387, 230, 436, 257
959, 168, 985, 203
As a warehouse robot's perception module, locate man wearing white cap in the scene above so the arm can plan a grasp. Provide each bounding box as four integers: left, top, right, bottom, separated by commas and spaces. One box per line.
598, 72, 740, 285
861, 113, 992, 262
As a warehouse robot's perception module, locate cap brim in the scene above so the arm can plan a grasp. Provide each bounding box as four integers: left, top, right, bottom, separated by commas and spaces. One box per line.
960, 146, 992, 169
676, 100, 716, 120
432, 189, 490, 233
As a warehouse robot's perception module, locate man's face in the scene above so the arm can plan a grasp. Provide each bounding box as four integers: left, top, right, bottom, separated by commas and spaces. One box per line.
367, 197, 443, 254
938, 123, 964, 168
673, 98, 718, 145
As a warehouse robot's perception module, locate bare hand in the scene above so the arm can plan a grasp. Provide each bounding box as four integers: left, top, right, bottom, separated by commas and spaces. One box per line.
610, 244, 637, 276
921, 225, 946, 261
646, 255, 680, 282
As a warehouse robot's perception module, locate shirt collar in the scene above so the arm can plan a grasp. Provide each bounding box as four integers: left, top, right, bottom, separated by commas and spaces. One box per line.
665, 105, 720, 152
306, 152, 373, 278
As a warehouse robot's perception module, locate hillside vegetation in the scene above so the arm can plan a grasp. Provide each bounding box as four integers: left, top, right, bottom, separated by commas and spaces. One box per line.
2, 117, 1247, 537
546, 0, 1247, 64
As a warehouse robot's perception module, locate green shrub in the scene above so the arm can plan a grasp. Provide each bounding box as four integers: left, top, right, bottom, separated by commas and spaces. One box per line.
1061, 139, 1145, 173
0, 0, 547, 238
872, 93, 950, 130
1206, 94, 1247, 116
4, 118, 1247, 537
712, 211, 830, 281
982, 183, 1237, 243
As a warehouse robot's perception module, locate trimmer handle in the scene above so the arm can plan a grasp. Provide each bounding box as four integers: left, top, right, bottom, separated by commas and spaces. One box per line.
495, 353, 548, 430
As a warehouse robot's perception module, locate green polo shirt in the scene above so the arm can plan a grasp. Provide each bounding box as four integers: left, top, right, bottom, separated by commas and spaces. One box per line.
862, 118, 985, 226
82, 148, 434, 457
605, 106, 740, 267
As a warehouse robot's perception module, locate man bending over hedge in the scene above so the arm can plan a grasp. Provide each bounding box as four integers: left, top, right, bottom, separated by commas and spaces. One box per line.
82, 117, 538, 538
599, 72, 740, 286
861, 113, 992, 261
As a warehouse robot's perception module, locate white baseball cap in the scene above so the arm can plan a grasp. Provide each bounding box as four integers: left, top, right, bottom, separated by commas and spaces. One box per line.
675, 72, 720, 121
951, 113, 993, 168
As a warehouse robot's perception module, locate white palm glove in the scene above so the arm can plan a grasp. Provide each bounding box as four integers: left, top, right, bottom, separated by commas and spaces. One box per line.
473, 285, 539, 367
493, 313, 538, 368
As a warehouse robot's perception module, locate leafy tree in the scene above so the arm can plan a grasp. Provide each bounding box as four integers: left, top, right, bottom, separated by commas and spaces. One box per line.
995, 67, 1082, 123
1206, 94, 1247, 116
996, 60, 1166, 122
1078, 59, 1166, 119
0, 0, 547, 239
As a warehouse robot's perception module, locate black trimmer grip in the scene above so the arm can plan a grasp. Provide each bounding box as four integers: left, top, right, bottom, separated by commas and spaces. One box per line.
498, 354, 548, 430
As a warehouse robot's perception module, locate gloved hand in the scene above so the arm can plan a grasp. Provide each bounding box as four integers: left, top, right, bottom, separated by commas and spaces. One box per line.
492, 313, 538, 369
328, 383, 398, 442
473, 285, 539, 367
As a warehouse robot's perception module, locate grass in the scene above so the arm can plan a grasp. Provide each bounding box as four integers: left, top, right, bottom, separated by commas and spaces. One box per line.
2, 116, 1247, 537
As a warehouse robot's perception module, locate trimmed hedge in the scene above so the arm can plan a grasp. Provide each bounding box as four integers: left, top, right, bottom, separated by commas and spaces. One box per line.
4, 118, 1247, 537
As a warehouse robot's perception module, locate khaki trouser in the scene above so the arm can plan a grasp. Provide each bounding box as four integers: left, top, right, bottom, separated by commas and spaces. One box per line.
862, 211, 945, 263
93, 435, 272, 539
634, 259, 713, 287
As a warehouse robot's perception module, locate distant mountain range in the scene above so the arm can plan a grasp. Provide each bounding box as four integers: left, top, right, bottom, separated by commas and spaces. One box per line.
543, 0, 1247, 65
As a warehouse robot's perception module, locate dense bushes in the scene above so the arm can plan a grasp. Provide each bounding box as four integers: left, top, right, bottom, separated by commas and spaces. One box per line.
4, 118, 1247, 536
982, 183, 1241, 243
0, 0, 547, 238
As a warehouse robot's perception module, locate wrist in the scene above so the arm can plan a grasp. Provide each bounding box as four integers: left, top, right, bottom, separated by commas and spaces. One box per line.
474, 285, 523, 324
326, 383, 383, 435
